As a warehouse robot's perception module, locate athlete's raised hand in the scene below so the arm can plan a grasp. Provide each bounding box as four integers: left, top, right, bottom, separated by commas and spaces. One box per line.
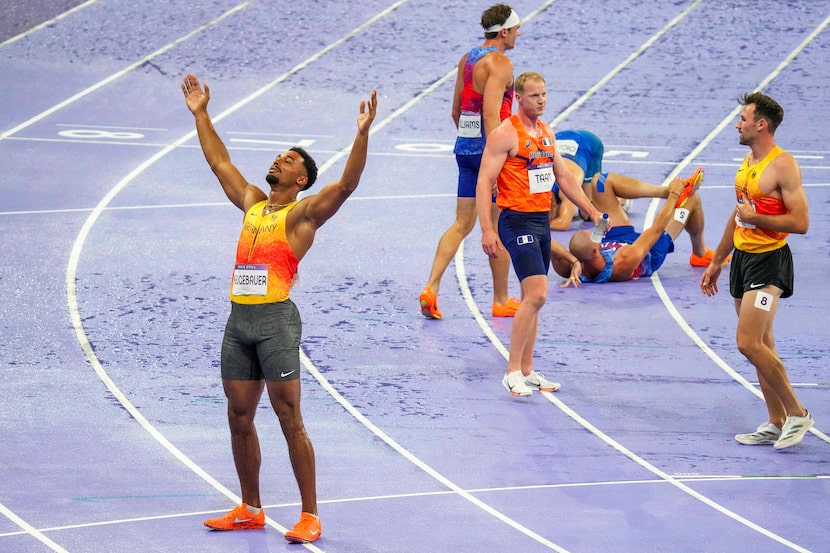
356, 89, 378, 135
182, 73, 210, 114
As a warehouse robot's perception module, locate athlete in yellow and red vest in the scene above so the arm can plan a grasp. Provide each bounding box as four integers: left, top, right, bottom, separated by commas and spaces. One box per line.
700, 92, 813, 450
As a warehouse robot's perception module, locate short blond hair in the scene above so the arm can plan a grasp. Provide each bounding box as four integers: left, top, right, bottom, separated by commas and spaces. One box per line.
515, 71, 545, 92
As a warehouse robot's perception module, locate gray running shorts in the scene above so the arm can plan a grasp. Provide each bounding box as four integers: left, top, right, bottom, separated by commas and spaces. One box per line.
221, 300, 302, 382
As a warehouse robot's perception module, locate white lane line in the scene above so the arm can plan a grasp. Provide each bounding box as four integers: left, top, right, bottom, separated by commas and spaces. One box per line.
0, 1, 256, 141
0, 0, 99, 48
0, 501, 70, 553
299, 352, 570, 553
298, 3, 576, 548
4, 474, 825, 539
549, 0, 705, 128
646, 9, 830, 448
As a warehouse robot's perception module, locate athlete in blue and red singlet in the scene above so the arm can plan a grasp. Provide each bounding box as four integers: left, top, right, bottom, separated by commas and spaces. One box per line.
419, 4, 522, 320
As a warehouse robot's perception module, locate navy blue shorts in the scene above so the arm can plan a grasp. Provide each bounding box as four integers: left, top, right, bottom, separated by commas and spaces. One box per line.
498, 209, 551, 281
456, 153, 482, 198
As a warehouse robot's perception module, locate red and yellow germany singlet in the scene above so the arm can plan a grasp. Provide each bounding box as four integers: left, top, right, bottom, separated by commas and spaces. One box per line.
733, 145, 789, 253
495, 114, 555, 213
230, 200, 299, 304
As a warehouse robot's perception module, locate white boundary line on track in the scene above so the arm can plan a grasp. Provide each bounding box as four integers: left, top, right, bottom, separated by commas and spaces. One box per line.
0, 1, 257, 142
4, 474, 826, 540
4, 180, 830, 218
0, 502, 70, 553
0, 0, 99, 49
455, 241, 814, 553
299, 351, 569, 552
548, 0, 704, 128
644, 9, 830, 448
456, 2, 824, 552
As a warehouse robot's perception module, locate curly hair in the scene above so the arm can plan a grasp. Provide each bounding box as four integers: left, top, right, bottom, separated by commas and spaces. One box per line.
290, 146, 318, 191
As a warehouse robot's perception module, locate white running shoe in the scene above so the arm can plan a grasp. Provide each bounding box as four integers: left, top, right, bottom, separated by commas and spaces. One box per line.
502, 371, 533, 397
735, 422, 781, 445
524, 370, 561, 392
774, 412, 814, 450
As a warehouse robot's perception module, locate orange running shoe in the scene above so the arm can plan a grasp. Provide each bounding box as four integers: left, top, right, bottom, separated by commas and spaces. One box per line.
689, 248, 732, 267
285, 512, 321, 543
204, 504, 265, 531
675, 167, 704, 208
419, 286, 442, 319
492, 297, 520, 317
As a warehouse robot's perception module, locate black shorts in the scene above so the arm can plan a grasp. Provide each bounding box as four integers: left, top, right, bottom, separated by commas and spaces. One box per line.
221, 300, 302, 381
729, 244, 794, 299
498, 209, 551, 281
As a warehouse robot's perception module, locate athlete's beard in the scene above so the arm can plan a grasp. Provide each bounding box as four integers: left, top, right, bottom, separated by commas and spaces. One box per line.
265, 174, 278, 186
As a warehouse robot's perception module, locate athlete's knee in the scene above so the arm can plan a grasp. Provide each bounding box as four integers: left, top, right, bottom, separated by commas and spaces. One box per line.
276, 407, 307, 441
452, 204, 477, 233
736, 331, 765, 361
520, 280, 548, 309
524, 292, 547, 310
452, 215, 476, 235
227, 404, 256, 434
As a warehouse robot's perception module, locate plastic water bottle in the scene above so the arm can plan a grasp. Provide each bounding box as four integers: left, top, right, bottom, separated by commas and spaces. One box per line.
590, 213, 609, 243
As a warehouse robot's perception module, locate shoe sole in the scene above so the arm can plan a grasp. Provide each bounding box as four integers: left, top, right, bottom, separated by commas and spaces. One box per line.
419, 299, 441, 319
286, 535, 320, 544
735, 437, 777, 445
503, 381, 532, 397
676, 168, 703, 208
205, 524, 265, 531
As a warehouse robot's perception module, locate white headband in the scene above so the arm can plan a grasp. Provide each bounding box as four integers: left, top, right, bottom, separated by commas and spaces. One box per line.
484, 10, 520, 33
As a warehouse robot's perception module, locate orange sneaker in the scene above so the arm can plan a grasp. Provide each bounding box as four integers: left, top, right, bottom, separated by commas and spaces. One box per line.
285, 512, 321, 543
492, 297, 520, 317
689, 248, 732, 267
204, 504, 265, 531
419, 286, 442, 319
675, 167, 704, 208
